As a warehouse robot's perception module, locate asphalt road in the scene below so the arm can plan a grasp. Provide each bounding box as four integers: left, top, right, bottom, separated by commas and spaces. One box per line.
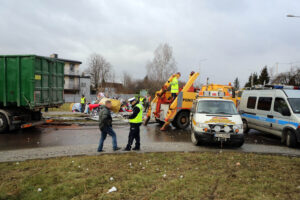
0, 124, 299, 162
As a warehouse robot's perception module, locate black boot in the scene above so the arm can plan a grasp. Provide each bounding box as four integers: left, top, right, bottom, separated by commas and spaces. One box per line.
123, 145, 131, 151
132, 145, 140, 151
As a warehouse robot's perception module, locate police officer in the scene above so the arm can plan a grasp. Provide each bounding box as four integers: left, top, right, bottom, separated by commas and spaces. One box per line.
124, 97, 143, 151
80, 95, 86, 113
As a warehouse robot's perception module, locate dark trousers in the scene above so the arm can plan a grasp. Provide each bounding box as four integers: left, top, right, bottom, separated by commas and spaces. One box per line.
172, 93, 177, 99
97, 126, 118, 151
126, 123, 141, 149
81, 103, 85, 113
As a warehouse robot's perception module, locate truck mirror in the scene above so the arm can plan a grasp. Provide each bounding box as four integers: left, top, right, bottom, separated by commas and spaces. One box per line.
238, 110, 244, 115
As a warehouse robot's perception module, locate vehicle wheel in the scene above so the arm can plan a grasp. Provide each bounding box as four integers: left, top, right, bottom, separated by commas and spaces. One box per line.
286, 130, 297, 148
242, 120, 249, 134
0, 113, 8, 133
191, 132, 201, 146
174, 111, 190, 129
171, 120, 179, 128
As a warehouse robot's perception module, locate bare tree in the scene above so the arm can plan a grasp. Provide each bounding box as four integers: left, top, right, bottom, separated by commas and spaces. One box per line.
147, 43, 177, 83
122, 71, 132, 88
271, 67, 300, 86
86, 53, 113, 90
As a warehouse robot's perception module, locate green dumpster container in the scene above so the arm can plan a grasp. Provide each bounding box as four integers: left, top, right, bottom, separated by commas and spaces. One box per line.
0, 55, 64, 109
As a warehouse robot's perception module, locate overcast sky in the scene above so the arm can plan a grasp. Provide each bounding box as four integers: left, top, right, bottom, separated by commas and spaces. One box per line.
0, 0, 299, 85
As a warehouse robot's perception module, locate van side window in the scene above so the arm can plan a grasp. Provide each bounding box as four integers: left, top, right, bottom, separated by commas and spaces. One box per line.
274, 98, 289, 114
247, 97, 257, 109
257, 97, 272, 111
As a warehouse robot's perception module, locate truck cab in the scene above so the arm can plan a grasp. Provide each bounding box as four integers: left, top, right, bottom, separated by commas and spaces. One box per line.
191, 98, 244, 147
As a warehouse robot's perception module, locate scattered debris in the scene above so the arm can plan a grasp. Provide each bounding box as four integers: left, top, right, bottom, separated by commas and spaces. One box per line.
37, 188, 42, 192
236, 162, 241, 166
110, 177, 114, 181
107, 186, 117, 193
180, 175, 184, 179
163, 174, 167, 178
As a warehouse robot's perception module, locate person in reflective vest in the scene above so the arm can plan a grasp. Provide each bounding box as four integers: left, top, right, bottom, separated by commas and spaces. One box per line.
124, 97, 143, 151
170, 72, 180, 100
81, 95, 86, 113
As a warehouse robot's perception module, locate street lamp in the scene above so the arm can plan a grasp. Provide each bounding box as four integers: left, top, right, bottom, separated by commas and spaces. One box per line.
286, 14, 300, 18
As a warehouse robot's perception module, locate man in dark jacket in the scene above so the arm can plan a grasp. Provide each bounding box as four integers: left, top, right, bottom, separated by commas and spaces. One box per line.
124, 97, 143, 151
97, 100, 120, 152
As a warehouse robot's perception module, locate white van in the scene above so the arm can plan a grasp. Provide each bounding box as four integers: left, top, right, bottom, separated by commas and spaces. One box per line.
191, 98, 244, 147
239, 86, 300, 147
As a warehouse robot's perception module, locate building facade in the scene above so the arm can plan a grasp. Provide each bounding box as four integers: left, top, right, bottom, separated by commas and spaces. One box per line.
50, 54, 90, 96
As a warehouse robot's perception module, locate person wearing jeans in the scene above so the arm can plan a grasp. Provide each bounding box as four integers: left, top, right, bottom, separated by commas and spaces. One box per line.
98, 126, 118, 152
97, 100, 120, 152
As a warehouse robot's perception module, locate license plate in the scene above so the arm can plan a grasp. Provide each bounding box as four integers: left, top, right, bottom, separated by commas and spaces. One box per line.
215, 133, 230, 139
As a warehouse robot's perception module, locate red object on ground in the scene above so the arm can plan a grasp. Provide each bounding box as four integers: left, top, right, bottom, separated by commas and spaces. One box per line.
89, 104, 100, 111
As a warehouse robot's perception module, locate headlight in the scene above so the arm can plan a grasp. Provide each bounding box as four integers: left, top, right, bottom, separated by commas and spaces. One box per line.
214, 125, 221, 132
224, 126, 231, 133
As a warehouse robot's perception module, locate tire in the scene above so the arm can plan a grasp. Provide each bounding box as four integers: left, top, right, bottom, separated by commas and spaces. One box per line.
286, 130, 297, 148
191, 132, 201, 146
174, 111, 190, 129
242, 119, 249, 134
171, 120, 179, 128
0, 113, 8, 133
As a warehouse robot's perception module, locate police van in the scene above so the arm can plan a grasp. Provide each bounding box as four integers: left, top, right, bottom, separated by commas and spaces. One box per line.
191, 97, 244, 147
239, 85, 300, 147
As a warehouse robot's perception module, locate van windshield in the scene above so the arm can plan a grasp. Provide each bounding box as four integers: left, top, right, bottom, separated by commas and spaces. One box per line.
288, 98, 300, 113
197, 100, 238, 115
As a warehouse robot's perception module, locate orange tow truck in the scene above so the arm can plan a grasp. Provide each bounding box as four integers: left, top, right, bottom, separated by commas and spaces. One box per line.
144, 71, 199, 130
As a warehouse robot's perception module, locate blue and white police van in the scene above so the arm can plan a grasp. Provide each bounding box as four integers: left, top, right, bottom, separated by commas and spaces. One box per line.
239, 85, 300, 147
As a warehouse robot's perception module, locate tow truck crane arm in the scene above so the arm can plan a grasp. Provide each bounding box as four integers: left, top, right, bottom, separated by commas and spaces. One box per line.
160, 72, 199, 130
144, 73, 181, 126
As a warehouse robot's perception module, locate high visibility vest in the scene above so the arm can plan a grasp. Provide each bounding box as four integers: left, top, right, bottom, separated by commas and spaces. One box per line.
129, 104, 143, 123
171, 77, 179, 93
81, 97, 86, 104
139, 97, 144, 104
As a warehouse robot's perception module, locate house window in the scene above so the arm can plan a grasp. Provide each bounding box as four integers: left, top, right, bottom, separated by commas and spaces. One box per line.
247, 97, 257, 109
257, 97, 272, 111
70, 64, 75, 72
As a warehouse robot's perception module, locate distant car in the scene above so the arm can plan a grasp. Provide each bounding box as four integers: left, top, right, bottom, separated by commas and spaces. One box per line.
191, 98, 244, 147
239, 86, 300, 147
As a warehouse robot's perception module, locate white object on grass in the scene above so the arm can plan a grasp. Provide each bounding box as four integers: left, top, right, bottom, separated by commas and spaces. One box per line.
37, 188, 42, 192
110, 177, 114, 181
107, 186, 117, 193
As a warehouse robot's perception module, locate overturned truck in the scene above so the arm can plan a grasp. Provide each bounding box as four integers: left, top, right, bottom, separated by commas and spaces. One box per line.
0, 55, 64, 133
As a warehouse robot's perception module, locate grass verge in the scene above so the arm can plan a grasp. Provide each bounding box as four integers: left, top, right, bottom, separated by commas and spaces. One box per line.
0, 152, 299, 200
